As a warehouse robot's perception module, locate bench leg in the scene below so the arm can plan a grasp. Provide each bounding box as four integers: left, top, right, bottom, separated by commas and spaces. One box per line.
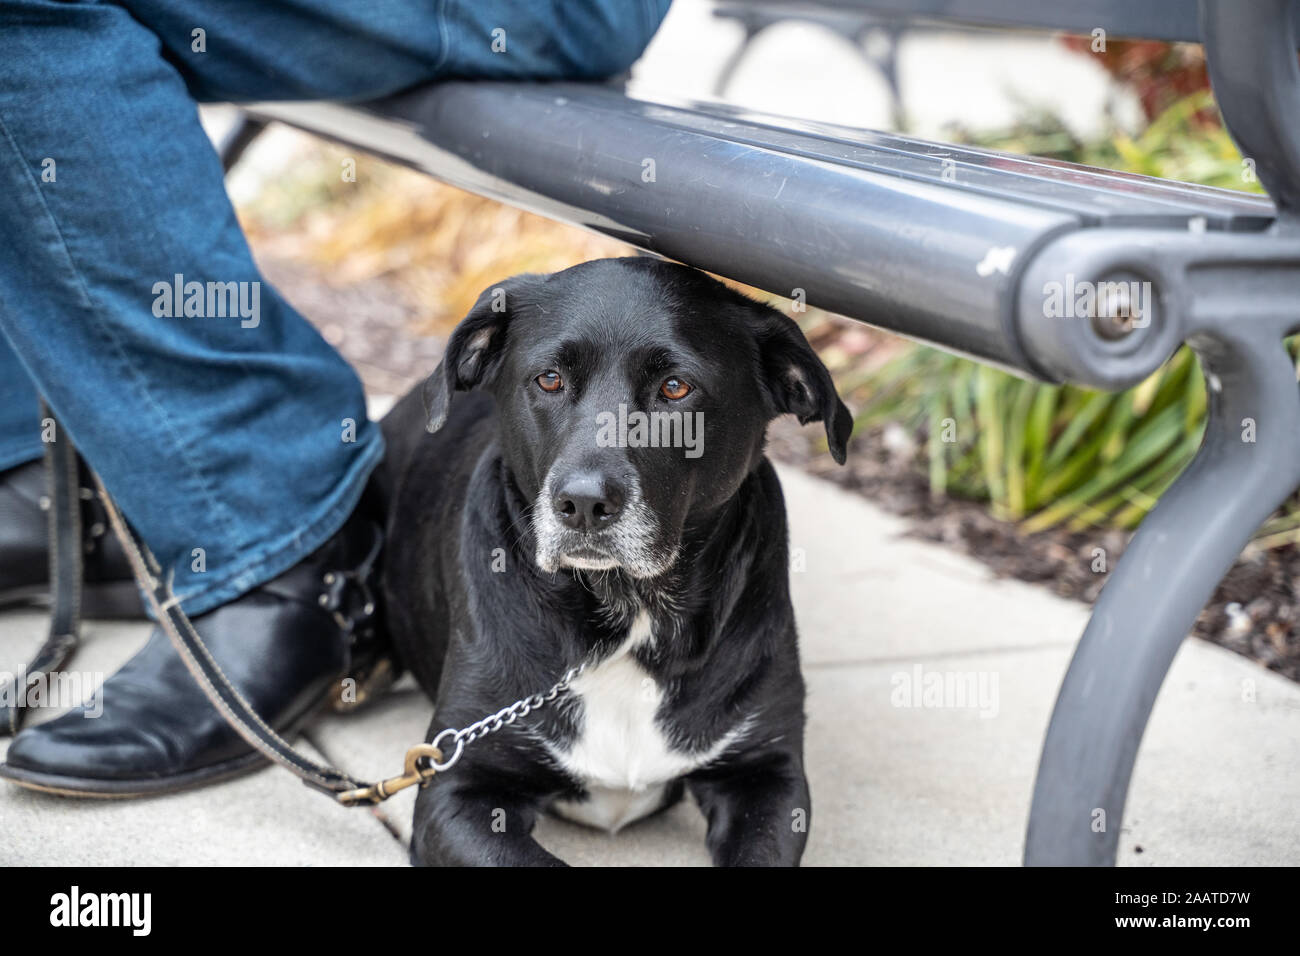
712, 26, 760, 99
217, 113, 269, 173
1024, 327, 1300, 865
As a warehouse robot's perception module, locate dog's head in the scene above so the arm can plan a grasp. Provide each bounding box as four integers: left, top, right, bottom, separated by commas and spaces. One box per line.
423, 258, 851, 578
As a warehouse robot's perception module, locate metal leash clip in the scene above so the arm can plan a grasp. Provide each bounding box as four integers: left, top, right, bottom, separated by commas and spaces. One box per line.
336, 743, 443, 806
338, 662, 586, 805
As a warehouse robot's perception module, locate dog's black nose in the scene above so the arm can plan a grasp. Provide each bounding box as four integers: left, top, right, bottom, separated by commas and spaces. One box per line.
553, 473, 625, 531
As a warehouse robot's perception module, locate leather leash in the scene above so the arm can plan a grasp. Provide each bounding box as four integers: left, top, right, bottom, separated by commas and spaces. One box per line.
87, 465, 440, 805
0, 411, 438, 803
0, 403, 83, 735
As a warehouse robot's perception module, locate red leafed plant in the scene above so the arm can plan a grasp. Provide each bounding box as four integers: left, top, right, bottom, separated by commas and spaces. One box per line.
1059, 36, 1213, 125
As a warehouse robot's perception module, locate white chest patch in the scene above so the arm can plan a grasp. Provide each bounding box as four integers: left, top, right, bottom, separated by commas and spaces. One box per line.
547, 611, 750, 832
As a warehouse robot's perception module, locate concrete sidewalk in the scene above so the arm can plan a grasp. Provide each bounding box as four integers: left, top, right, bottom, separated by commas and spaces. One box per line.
1, 465, 1296, 866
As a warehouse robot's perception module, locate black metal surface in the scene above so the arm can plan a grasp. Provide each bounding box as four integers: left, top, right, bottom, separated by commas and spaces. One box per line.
1021, 0, 1300, 865
1022, 249, 1300, 864
636, 92, 1274, 226
215, 113, 270, 174
1204, 0, 1300, 217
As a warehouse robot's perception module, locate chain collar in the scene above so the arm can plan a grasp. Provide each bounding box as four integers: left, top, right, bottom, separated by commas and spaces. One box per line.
337, 662, 587, 806
428, 662, 587, 771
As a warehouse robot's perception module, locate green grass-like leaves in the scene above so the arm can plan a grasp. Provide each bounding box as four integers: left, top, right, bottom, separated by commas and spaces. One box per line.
847, 91, 1290, 541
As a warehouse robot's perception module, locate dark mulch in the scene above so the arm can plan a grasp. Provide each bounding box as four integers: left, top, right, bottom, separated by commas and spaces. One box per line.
769, 418, 1300, 684
265, 253, 1299, 684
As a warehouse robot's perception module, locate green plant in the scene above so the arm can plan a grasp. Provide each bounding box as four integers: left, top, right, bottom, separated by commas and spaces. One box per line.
854, 346, 1207, 532
849, 91, 1295, 541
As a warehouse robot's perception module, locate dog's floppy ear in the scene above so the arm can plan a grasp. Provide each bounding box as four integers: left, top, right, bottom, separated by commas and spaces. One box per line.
423, 276, 537, 433
747, 304, 852, 465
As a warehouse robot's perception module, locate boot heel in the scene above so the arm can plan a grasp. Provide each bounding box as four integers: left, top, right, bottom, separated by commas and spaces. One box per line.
330, 655, 399, 713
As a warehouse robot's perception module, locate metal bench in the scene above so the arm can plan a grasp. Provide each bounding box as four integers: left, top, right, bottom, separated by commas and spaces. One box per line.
222, 0, 1300, 865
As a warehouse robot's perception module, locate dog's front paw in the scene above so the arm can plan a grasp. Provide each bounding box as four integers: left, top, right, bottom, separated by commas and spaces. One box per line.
410, 788, 568, 867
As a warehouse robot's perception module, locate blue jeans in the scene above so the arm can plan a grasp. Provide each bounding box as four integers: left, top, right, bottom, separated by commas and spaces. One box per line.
0, 0, 670, 615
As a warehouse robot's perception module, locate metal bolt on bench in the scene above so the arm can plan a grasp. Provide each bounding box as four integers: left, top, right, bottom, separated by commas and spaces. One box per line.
216, 0, 1300, 865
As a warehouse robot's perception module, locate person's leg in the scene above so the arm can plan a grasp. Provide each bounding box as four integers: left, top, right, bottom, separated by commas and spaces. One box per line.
0, 0, 671, 614
129, 0, 672, 101
0, 3, 387, 615
0, 0, 396, 787
0, 335, 40, 474
0, 0, 671, 791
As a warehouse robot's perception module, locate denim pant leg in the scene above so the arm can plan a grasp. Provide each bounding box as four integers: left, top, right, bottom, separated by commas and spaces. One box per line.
123, 0, 673, 100
0, 0, 670, 615
0, 330, 42, 472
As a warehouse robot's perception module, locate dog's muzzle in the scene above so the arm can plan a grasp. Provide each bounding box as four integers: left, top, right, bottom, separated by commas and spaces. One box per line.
532, 472, 672, 577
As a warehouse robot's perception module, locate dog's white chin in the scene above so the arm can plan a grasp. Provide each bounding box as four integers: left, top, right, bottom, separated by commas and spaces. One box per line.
558, 553, 622, 572
534, 547, 676, 579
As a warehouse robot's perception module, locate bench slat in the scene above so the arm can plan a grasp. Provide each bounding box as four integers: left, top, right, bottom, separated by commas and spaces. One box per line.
247, 81, 1272, 380
624, 93, 1275, 227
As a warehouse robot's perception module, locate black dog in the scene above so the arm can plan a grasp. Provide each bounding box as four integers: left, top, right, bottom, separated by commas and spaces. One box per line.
380, 257, 850, 866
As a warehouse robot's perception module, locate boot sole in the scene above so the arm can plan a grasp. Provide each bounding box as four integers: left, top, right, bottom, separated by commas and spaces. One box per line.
0, 749, 270, 798
0, 685, 346, 799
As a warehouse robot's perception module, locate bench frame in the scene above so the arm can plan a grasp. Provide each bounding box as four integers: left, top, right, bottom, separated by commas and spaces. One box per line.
1025, 0, 1300, 865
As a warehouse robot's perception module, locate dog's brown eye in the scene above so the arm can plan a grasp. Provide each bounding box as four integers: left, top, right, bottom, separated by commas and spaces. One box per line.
660, 377, 692, 401
536, 371, 563, 393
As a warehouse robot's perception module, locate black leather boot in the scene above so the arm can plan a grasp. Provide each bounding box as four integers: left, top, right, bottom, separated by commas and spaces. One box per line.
0, 498, 389, 796
0, 457, 143, 618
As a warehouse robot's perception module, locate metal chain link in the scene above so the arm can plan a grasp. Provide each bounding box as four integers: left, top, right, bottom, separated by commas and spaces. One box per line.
429, 662, 587, 771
